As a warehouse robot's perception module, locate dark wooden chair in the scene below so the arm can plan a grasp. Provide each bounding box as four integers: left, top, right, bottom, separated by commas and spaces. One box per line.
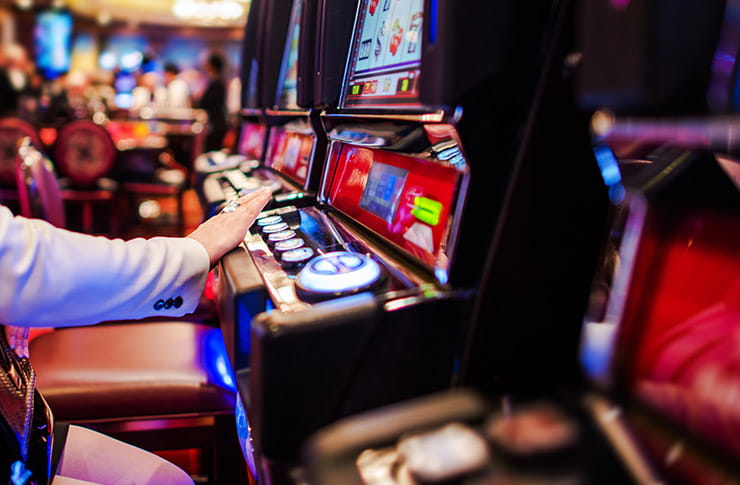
52, 119, 119, 235
16, 138, 245, 483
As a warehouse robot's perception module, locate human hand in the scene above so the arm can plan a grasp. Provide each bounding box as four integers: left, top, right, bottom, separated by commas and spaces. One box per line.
4, 326, 29, 358
188, 188, 272, 267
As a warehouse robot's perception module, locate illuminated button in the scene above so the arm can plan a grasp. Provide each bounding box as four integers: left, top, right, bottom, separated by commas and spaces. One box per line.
274, 238, 305, 252
261, 221, 289, 234
257, 215, 283, 227
296, 251, 382, 298
281, 247, 315, 266
268, 229, 296, 244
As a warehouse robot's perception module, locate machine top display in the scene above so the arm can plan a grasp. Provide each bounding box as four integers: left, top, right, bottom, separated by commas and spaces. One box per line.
341, 0, 424, 109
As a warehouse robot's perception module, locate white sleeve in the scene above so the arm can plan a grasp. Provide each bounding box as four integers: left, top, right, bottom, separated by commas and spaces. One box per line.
0, 206, 210, 327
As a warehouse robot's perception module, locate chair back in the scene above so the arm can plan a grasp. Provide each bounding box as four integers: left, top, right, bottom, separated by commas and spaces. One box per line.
16, 137, 66, 227
53, 120, 116, 187
0, 117, 43, 187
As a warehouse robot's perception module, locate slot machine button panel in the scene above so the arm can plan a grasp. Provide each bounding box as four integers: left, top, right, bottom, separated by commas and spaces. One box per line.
281, 247, 315, 269
267, 229, 297, 246
257, 215, 284, 227
261, 221, 290, 234
274, 237, 305, 253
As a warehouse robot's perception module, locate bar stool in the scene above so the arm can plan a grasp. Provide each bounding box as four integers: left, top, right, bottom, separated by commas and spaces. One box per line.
15, 138, 245, 483
53, 119, 119, 235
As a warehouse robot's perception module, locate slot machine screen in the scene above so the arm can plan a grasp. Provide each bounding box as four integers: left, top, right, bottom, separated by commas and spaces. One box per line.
359, 162, 408, 222
34, 9, 72, 79
275, 0, 301, 109
341, 0, 424, 108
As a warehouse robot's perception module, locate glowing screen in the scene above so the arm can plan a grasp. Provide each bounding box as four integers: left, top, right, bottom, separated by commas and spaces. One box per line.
343, 0, 423, 108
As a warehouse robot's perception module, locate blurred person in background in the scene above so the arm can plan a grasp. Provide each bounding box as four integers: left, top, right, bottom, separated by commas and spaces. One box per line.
160, 61, 191, 110
131, 70, 158, 111
0, 48, 19, 115
197, 51, 227, 151
5, 44, 30, 97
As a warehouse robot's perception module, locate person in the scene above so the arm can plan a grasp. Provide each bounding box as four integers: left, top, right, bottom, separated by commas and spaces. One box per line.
197, 52, 227, 152
0, 188, 272, 485
160, 62, 191, 110
0, 48, 20, 115
131, 71, 157, 111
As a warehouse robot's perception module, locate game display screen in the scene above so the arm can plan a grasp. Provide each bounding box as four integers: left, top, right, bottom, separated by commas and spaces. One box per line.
35, 9, 73, 78
264, 126, 313, 185
342, 0, 424, 108
359, 162, 409, 222
275, 0, 301, 109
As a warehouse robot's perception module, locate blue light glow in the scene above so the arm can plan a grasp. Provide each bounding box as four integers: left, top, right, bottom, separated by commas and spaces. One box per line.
429, 0, 438, 44
593, 144, 626, 204
203, 329, 236, 391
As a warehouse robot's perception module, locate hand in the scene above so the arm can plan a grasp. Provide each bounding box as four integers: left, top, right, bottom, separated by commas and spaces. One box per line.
4, 326, 29, 358
188, 188, 272, 267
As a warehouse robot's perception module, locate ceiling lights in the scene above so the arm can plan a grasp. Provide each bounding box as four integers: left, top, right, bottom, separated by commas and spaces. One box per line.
172, 0, 247, 25
63, 0, 248, 28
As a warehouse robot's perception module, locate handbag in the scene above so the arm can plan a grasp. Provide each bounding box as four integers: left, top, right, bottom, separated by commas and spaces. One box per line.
0, 328, 53, 485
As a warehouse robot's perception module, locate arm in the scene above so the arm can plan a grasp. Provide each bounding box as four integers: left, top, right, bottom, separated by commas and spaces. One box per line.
0, 188, 270, 327
0, 205, 208, 326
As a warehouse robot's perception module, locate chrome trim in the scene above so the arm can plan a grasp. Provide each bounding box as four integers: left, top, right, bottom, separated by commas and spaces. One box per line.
594, 112, 740, 153
243, 233, 310, 314
583, 394, 664, 485
580, 192, 648, 387
324, 110, 446, 123
318, 142, 340, 204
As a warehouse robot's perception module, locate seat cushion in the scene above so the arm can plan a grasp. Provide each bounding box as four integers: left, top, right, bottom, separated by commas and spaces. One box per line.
30, 322, 235, 421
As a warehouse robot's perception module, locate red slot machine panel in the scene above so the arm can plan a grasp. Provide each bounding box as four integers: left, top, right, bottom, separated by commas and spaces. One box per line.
326, 143, 459, 268
265, 126, 313, 186
584, 198, 740, 462
621, 207, 740, 457
238, 121, 266, 161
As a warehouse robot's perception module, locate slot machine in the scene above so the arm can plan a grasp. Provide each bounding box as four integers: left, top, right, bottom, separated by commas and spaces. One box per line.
198, 0, 316, 216
302, 154, 740, 485
300, 1, 740, 484
214, 0, 358, 373
576, 0, 740, 481
214, 0, 567, 481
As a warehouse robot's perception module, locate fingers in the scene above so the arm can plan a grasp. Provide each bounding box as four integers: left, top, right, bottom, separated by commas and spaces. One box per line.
188, 188, 273, 267
236, 188, 272, 222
